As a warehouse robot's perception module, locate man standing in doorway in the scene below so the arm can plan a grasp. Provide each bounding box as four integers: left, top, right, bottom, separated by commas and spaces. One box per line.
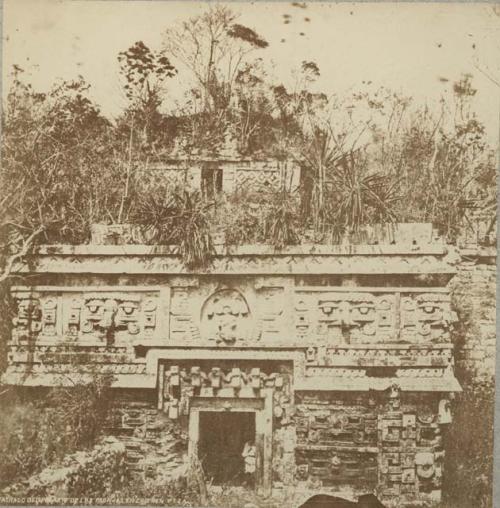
242, 440, 256, 487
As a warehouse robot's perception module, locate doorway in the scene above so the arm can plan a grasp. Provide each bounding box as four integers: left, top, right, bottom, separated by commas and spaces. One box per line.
201, 166, 223, 198
198, 411, 256, 486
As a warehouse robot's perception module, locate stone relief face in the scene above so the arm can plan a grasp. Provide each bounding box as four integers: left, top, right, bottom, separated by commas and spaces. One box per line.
201, 289, 251, 345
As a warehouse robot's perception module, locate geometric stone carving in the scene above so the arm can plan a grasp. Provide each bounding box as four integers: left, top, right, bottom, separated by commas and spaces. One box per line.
256, 286, 284, 341
169, 287, 199, 342
12, 294, 42, 341
10, 287, 160, 345
159, 363, 290, 421
378, 398, 444, 499
294, 401, 379, 487
303, 345, 454, 368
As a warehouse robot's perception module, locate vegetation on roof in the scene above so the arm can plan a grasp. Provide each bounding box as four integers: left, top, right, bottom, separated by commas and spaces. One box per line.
0, 4, 496, 274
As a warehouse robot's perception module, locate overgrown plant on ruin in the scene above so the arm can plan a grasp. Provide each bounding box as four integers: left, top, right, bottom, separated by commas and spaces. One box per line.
1, 34, 495, 271
0, 3, 497, 508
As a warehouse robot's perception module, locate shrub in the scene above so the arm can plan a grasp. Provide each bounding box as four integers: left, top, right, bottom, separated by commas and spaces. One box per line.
66, 440, 127, 498
46, 373, 114, 450
0, 396, 48, 487
132, 186, 215, 269
0, 374, 114, 489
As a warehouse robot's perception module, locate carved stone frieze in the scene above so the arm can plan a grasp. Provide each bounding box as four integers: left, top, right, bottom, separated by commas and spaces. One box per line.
295, 289, 456, 344
295, 291, 396, 344
11, 287, 161, 345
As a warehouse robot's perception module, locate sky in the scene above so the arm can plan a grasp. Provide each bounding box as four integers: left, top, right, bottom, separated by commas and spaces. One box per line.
2, 1, 500, 143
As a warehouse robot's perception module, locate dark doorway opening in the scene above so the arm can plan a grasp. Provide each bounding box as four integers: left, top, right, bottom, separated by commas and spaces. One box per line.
201, 167, 223, 198
198, 411, 256, 486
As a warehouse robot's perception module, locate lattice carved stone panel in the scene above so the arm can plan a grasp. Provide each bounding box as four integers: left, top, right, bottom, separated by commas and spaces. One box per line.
235, 167, 281, 189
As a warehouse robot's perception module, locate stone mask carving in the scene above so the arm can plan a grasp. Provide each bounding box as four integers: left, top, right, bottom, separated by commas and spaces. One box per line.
202, 289, 251, 345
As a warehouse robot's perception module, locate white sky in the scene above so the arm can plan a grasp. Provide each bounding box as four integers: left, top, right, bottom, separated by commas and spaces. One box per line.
2, 1, 500, 142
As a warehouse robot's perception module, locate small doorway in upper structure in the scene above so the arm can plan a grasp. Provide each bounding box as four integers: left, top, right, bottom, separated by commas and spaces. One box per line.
201, 165, 223, 198
198, 411, 256, 486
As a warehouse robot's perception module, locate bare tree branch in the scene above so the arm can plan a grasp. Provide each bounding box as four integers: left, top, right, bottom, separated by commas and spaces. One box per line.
0, 226, 45, 284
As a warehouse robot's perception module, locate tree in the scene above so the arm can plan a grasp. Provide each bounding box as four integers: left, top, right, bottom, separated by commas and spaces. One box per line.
373, 75, 496, 241
117, 41, 177, 148
0, 68, 129, 283
163, 5, 268, 155
164, 5, 267, 113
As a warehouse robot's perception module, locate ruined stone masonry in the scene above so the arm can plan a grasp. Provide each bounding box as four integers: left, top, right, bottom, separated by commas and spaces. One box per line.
4, 155, 495, 506
3, 236, 465, 506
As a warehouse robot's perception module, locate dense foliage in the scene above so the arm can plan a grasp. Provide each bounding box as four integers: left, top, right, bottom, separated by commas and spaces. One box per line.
0, 8, 495, 275
0, 375, 113, 489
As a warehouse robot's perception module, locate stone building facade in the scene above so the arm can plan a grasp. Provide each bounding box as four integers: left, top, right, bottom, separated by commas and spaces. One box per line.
3, 235, 462, 505
142, 158, 300, 196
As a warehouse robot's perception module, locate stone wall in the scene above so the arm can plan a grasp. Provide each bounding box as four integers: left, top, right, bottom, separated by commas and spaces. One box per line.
2, 240, 467, 505
450, 250, 496, 379
103, 388, 448, 505
291, 391, 445, 506
104, 391, 189, 483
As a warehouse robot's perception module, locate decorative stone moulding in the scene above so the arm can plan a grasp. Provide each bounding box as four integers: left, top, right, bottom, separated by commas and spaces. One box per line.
15, 241, 457, 277
303, 344, 454, 368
